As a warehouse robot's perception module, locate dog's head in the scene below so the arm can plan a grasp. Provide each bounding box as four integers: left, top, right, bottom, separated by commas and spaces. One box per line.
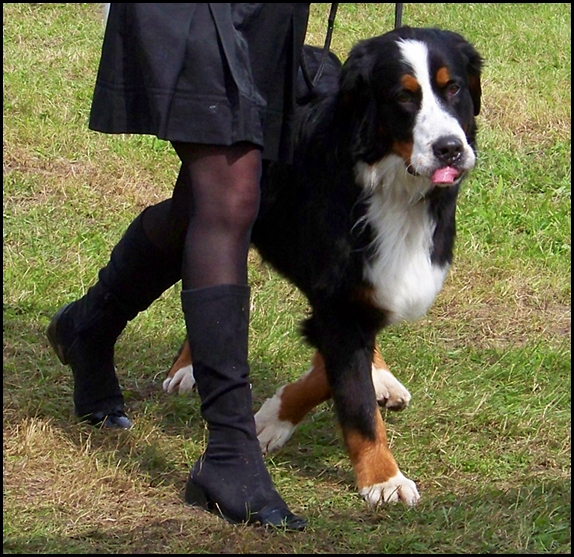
338, 27, 482, 188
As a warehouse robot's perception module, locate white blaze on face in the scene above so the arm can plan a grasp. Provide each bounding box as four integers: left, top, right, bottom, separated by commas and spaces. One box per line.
397, 39, 475, 176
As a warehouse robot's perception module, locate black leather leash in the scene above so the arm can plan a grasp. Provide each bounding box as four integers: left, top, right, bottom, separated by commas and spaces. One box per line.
395, 3, 404, 28
301, 3, 405, 92
300, 3, 339, 91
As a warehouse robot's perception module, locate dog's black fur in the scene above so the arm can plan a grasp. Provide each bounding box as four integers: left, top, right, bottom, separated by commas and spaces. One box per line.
251, 27, 482, 445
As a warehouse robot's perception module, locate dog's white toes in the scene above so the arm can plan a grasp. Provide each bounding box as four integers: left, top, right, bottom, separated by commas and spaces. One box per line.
371, 367, 411, 411
360, 472, 420, 507
255, 390, 297, 454
162, 365, 196, 394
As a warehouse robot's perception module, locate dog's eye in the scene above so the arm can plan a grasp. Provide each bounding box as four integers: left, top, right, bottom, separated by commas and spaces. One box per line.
445, 83, 460, 99
396, 90, 415, 104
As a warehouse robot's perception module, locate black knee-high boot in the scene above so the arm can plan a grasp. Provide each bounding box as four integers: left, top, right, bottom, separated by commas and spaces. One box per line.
46, 210, 182, 428
181, 284, 306, 530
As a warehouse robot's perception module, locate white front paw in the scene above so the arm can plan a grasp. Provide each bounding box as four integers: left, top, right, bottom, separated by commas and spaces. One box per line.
162, 364, 196, 394
372, 366, 411, 410
359, 471, 420, 507
255, 388, 297, 454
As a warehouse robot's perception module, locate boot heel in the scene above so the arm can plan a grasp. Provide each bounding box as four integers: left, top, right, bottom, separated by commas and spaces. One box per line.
46, 304, 73, 365
184, 476, 210, 509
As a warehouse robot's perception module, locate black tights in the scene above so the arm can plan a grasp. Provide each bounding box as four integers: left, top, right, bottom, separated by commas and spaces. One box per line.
140, 142, 262, 290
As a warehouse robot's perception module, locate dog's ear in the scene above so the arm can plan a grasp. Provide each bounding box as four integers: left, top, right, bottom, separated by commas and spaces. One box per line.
338, 45, 380, 161
460, 41, 482, 116
449, 33, 483, 117
339, 39, 380, 106
441, 30, 483, 116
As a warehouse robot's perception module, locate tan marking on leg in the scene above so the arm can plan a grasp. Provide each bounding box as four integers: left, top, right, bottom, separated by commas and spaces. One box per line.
274, 346, 388, 425
373, 346, 389, 371
343, 412, 399, 489
277, 351, 332, 425
167, 339, 192, 379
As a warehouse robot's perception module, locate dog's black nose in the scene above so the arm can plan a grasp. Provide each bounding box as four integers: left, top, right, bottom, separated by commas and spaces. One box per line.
433, 136, 464, 166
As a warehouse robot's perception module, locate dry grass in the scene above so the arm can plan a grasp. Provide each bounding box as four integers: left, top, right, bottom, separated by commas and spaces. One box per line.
431, 263, 571, 351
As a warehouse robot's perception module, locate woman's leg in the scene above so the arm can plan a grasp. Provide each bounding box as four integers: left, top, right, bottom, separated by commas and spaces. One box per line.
171, 141, 261, 289
46, 188, 188, 429
173, 141, 306, 530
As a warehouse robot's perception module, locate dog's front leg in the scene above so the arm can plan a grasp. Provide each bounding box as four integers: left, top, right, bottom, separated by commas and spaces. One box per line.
254, 345, 412, 453
323, 330, 420, 507
255, 351, 332, 453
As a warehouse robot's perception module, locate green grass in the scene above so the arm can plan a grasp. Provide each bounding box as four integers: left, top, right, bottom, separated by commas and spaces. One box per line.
3, 3, 571, 554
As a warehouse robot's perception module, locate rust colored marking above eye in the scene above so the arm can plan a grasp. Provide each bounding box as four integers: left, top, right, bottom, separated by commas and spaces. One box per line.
436, 66, 451, 88
401, 74, 420, 92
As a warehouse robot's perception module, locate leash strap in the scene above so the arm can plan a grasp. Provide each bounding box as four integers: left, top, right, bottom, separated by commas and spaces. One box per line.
301, 3, 339, 92
395, 3, 404, 28
302, 3, 404, 92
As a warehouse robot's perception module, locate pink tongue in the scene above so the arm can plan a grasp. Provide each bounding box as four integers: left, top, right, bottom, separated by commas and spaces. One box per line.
431, 166, 460, 184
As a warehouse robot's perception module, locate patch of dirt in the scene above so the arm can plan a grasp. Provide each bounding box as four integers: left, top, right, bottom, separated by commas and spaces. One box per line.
430, 266, 570, 350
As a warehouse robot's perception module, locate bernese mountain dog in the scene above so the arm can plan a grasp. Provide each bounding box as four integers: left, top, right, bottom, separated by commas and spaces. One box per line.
163, 26, 483, 507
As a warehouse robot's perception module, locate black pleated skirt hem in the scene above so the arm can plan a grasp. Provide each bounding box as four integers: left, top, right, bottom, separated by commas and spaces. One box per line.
88, 3, 310, 162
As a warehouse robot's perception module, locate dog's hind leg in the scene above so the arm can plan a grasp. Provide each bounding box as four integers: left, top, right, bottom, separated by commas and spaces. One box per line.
163, 340, 196, 394
163, 340, 330, 450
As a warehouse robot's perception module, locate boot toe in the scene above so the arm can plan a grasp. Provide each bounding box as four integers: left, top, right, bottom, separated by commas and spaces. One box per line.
184, 475, 306, 531
85, 410, 133, 430
48, 304, 131, 430
256, 506, 307, 531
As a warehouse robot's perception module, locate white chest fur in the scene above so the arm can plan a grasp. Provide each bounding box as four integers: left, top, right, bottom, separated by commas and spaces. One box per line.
356, 158, 450, 324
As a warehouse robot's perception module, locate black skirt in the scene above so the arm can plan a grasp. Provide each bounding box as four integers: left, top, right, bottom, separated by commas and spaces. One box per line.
89, 3, 310, 162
